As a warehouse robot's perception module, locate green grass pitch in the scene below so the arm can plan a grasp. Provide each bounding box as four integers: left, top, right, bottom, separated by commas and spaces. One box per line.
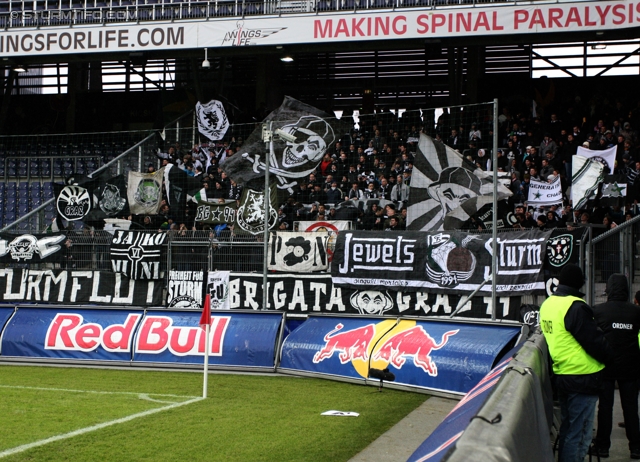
0, 365, 428, 461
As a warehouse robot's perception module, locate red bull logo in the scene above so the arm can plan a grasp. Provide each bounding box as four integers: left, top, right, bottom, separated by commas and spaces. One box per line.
45, 313, 141, 352
373, 327, 458, 376
313, 320, 458, 378
313, 323, 375, 364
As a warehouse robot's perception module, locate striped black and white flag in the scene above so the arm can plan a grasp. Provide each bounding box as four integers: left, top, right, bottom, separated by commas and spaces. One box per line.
110, 230, 166, 280
571, 155, 604, 210
406, 134, 511, 231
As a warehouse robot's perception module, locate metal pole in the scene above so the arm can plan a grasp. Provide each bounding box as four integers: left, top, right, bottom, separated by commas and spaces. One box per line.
491, 98, 498, 321
262, 122, 271, 311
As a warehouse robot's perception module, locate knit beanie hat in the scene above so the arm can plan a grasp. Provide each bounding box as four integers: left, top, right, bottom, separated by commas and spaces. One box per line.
558, 264, 584, 289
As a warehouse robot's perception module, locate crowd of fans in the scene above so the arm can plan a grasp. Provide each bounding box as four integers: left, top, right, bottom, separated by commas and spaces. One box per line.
124, 97, 640, 233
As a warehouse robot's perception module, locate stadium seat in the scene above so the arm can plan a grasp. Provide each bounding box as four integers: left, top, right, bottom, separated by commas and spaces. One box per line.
4, 212, 16, 222
5, 203, 15, 213
18, 204, 29, 216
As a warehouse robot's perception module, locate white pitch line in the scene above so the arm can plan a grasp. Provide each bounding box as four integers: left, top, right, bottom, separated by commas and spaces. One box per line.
0, 384, 199, 399
0, 396, 204, 459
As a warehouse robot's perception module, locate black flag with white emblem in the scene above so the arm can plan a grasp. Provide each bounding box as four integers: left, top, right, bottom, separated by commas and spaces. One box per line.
110, 230, 166, 280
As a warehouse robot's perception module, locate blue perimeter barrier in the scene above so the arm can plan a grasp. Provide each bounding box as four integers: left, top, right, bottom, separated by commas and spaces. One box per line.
0, 305, 522, 396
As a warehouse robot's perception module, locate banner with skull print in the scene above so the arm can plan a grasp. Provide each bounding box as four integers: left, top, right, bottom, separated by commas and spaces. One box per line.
222, 96, 342, 193
85, 173, 130, 222
196, 99, 230, 141
331, 229, 551, 295
407, 134, 511, 231
0, 233, 67, 264
267, 231, 330, 272
127, 168, 165, 216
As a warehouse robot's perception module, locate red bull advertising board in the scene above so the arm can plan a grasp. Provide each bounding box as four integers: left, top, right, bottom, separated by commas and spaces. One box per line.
0, 307, 282, 369
279, 317, 521, 394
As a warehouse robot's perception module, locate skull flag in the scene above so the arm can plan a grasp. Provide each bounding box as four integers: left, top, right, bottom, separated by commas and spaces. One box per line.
406, 134, 512, 231
222, 96, 342, 192
85, 173, 130, 222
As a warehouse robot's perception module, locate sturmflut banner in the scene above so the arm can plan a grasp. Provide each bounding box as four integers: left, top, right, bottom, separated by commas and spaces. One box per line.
331, 230, 551, 295
0, 268, 162, 305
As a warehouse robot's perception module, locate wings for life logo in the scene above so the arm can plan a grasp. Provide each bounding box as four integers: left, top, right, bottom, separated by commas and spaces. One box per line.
57, 185, 91, 221
425, 233, 478, 287
222, 21, 286, 46
546, 234, 573, 267
312, 320, 458, 378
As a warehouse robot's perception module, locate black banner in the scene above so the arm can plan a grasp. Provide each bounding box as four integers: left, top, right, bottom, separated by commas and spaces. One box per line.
86, 173, 130, 222
0, 233, 66, 264
0, 268, 162, 306
331, 229, 551, 295
110, 231, 166, 280
224, 273, 518, 320
167, 270, 204, 309
194, 200, 237, 225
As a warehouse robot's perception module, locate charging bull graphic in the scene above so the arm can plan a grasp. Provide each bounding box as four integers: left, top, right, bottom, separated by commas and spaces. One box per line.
312, 323, 375, 364
373, 327, 458, 376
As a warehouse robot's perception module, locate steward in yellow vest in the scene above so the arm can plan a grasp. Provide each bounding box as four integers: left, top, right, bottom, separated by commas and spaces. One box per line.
539, 264, 613, 462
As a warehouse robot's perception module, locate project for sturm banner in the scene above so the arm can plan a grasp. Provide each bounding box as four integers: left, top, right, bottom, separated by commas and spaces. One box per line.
0, 268, 162, 305
267, 231, 330, 272
110, 230, 166, 280
331, 229, 551, 295
0, 233, 66, 264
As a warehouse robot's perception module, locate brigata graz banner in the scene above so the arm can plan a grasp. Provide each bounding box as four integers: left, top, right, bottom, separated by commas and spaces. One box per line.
225, 273, 520, 320
332, 230, 551, 295
1, 308, 143, 361
280, 317, 520, 394
0, 233, 66, 264
133, 311, 281, 367
0, 269, 162, 306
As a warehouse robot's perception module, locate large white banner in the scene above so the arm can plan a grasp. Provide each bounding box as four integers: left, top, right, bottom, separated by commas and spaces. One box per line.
576, 145, 617, 172
527, 176, 563, 206
268, 231, 330, 273
3, 1, 640, 57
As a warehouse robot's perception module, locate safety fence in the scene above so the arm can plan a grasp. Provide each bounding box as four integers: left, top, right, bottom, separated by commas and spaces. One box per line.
408, 330, 554, 462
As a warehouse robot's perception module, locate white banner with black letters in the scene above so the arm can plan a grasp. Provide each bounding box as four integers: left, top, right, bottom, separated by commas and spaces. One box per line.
268, 231, 330, 272
527, 176, 563, 206
207, 271, 230, 310
167, 270, 204, 309
331, 229, 551, 295
0, 268, 162, 305
110, 231, 166, 280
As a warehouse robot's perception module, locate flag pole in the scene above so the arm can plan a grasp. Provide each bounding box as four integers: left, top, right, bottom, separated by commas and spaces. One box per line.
200, 293, 212, 398
203, 322, 210, 398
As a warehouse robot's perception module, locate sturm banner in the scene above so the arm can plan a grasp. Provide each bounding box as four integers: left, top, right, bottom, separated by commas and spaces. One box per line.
167, 270, 204, 309
110, 230, 166, 280
224, 273, 520, 320
331, 229, 551, 295
207, 271, 231, 310
268, 231, 330, 273
0, 233, 66, 264
0, 269, 162, 305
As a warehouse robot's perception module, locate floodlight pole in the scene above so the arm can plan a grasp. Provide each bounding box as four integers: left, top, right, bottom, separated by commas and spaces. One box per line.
491, 98, 499, 321
262, 122, 271, 312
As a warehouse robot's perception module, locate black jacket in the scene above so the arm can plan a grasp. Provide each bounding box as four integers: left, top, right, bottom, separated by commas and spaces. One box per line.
553, 284, 614, 395
593, 274, 640, 379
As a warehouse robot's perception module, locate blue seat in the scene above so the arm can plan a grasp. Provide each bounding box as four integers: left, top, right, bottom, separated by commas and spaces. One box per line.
18, 182, 29, 191
4, 212, 16, 222
18, 204, 29, 215
5, 203, 15, 212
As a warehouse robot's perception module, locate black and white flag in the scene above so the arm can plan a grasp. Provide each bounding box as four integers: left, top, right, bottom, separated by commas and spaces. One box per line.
0, 233, 66, 264
110, 230, 166, 280
54, 182, 92, 222
196, 100, 230, 141
268, 231, 330, 272
222, 96, 343, 192
194, 200, 237, 225
234, 185, 279, 235
167, 270, 204, 309
86, 173, 130, 222
527, 176, 563, 206
163, 164, 203, 221
600, 174, 627, 208
571, 155, 604, 210
406, 134, 511, 231
127, 168, 165, 216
